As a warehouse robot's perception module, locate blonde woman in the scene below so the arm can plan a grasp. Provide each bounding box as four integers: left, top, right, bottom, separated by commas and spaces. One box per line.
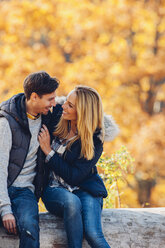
39, 86, 116, 248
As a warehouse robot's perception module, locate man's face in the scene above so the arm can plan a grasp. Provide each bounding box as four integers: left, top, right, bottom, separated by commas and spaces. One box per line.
34, 91, 56, 115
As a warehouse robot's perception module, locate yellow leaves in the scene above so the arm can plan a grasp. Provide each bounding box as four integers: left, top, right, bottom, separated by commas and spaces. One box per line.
158, 35, 165, 48
151, 179, 165, 207
158, 17, 165, 33
38, 199, 46, 213
98, 146, 135, 208
132, 7, 158, 33
110, 37, 128, 55
0, 0, 165, 207
140, 77, 151, 92
156, 88, 165, 101
97, 33, 109, 45
4, 35, 19, 44
1, 46, 16, 63
129, 114, 165, 175
110, 63, 124, 76
134, 33, 155, 46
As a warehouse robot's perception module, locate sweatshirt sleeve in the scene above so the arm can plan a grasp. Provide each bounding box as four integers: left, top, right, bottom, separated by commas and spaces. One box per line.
47, 138, 103, 186
0, 118, 13, 217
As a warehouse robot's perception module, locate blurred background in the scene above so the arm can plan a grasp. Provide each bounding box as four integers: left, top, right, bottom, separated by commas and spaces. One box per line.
0, 0, 165, 209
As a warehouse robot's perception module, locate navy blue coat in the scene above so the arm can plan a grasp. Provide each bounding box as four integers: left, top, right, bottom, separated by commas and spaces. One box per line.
46, 105, 108, 198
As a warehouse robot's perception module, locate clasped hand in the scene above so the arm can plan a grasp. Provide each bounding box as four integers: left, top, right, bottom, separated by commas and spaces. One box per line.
38, 124, 51, 156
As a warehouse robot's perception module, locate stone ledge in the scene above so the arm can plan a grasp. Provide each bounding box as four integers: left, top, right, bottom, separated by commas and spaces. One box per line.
0, 208, 165, 248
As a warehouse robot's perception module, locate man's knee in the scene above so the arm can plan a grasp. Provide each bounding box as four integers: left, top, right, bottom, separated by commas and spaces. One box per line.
17, 213, 39, 234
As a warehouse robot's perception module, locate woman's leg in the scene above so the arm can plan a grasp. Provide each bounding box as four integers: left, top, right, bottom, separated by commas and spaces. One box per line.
74, 190, 111, 248
42, 186, 83, 248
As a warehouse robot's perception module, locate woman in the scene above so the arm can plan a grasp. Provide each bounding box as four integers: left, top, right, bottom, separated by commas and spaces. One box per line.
38, 86, 117, 248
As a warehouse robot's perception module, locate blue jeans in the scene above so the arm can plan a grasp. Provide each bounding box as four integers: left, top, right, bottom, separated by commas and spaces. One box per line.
42, 186, 111, 248
8, 186, 40, 248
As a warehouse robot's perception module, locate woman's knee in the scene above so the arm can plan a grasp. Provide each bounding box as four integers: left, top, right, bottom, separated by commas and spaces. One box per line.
64, 193, 82, 215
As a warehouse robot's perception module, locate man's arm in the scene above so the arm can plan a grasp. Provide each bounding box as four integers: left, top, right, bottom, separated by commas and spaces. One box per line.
0, 118, 17, 234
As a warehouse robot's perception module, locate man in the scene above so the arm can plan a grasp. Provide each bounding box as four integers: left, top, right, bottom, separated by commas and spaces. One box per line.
0, 71, 59, 248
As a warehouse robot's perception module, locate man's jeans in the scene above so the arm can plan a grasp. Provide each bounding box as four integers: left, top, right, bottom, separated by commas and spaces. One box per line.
42, 186, 110, 248
8, 186, 39, 248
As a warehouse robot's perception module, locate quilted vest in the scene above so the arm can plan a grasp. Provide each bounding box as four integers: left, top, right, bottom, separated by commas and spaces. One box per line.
0, 93, 46, 200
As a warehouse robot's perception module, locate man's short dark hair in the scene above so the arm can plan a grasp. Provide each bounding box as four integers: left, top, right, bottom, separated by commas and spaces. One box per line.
23, 71, 59, 100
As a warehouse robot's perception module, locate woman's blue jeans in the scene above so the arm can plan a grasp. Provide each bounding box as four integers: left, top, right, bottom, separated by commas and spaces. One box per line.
42, 186, 110, 248
8, 186, 40, 248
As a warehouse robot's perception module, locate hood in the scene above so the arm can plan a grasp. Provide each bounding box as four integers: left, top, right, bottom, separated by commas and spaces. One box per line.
0, 93, 28, 129
55, 96, 119, 142
101, 114, 119, 142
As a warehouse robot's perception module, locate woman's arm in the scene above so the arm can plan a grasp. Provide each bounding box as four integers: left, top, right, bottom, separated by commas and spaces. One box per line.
38, 125, 103, 186
47, 138, 103, 186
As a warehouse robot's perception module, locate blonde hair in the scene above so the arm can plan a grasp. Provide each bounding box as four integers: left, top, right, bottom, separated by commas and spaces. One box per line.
53, 86, 104, 160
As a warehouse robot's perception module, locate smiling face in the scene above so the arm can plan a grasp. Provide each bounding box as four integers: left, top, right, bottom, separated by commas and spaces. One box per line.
62, 90, 77, 122
32, 91, 56, 115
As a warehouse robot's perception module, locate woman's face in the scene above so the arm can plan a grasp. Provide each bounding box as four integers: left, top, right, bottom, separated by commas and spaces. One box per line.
62, 90, 77, 122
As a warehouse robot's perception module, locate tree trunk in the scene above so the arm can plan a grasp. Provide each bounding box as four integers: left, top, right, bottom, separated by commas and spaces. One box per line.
0, 208, 165, 248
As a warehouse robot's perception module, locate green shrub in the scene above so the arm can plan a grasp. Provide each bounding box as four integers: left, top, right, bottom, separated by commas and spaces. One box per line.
97, 146, 135, 208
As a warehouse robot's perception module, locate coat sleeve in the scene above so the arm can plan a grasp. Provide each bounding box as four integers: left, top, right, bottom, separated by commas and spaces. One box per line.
46, 138, 103, 186
46, 104, 63, 135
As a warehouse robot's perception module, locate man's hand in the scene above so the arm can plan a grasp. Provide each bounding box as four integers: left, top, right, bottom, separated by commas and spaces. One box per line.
2, 213, 17, 235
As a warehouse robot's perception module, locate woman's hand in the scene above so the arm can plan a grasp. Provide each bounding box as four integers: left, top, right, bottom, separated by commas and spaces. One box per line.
38, 124, 52, 156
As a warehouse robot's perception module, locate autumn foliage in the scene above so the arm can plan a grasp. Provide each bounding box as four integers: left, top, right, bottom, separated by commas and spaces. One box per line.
0, 0, 165, 208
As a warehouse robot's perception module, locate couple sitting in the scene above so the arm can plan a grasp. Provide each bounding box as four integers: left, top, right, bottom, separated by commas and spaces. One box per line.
0, 71, 118, 248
